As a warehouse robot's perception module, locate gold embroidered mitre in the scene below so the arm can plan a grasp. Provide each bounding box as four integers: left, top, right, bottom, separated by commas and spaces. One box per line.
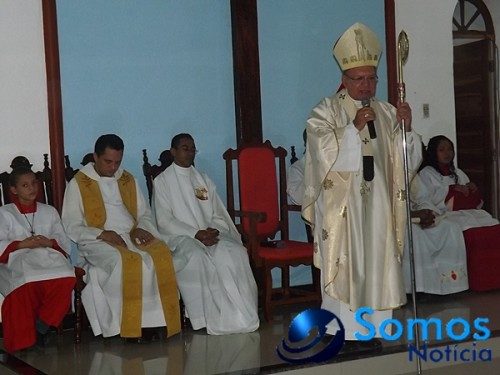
333, 22, 381, 71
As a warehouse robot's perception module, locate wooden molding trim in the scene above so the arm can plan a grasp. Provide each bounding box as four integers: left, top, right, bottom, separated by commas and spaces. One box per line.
230, 0, 263, 146
42, 0, 65, 212
385, 0, 397, 106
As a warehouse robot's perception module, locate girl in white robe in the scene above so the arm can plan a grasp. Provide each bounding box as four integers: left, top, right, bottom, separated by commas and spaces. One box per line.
418, 135, 499, 230
0, 167, 75, 352
402, 175, 468, 295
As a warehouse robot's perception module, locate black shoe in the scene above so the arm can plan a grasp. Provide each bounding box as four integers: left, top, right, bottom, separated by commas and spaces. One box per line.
124, 338, 140, 344
158, 327, 168, 341
123, 328, 158, 344
35, 332, 46, 349
141, 327, 162, 342
182, 317, 192, 330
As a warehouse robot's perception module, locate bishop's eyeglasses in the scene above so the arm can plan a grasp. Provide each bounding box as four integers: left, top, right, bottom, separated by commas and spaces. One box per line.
343, 74, 378, 85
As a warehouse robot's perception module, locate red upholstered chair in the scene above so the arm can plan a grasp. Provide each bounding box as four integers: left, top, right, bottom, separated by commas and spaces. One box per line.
464, 224, 500, 291
223, 140, 320, 321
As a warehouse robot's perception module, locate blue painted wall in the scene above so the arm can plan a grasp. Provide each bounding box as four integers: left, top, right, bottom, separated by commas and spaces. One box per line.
57, 0, 235, 201
56, 1, 387, 285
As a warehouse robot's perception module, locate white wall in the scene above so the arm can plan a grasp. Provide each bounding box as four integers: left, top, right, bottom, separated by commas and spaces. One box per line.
484, 0, 500, 44
0, 0, 50, 171
395, 0, 458, 146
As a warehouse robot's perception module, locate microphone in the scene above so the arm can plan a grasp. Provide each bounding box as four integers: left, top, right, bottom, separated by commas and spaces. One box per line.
361, 99, 377, 139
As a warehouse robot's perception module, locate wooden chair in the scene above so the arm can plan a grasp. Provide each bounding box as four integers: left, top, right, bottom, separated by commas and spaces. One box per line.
0, 154, 51, 206
289, 145, 298, 164
223, 140, 321, 321
64, 153, 94, 182
0, 171, 10, 206
288, 146, 313, 243
142, 149, 173, 202
64, 155, 76, 182
0, 155, 86, 343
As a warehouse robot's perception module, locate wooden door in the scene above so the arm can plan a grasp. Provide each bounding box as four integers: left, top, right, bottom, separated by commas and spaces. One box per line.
453, 39, 495, 212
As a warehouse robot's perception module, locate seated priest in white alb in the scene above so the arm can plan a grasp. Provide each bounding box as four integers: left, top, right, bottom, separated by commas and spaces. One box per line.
152, 133, 259, 335
62, 134, 180, 341
402, 175, 468, 295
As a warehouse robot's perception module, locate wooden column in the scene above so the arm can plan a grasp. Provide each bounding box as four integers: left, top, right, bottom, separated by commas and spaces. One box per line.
42, 0, 65, 212
230, 0, 263, 146
385, 0, 397, 106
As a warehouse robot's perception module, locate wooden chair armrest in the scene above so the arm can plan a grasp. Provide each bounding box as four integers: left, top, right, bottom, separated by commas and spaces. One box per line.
74, 266, 86, 277
233, 209, 267, 222
285, 204, 302, 212
232, 210, 266, 264
74, 266, 86, 291
230, 210, 265, 234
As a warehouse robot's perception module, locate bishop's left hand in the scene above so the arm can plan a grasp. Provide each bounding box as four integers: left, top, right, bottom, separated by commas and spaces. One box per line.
396, 101, 412, 131
131, 228, 155, 246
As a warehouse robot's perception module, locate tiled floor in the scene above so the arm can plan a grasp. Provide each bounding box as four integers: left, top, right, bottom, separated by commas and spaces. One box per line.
1, 289, 500, 374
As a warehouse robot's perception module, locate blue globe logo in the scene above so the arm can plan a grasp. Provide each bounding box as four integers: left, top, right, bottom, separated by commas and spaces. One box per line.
277, 308, 345, 363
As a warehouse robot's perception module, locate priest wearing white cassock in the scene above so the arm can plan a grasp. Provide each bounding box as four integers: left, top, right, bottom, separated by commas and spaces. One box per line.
152, 133, 259, 335
62, 134, 180, 341
302, 23, 422, 344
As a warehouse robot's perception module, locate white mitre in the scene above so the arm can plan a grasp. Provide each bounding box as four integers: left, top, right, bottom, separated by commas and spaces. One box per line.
333, 22, 382, 71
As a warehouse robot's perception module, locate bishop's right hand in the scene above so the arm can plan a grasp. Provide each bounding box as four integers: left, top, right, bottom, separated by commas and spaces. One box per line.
353, 107, 375, 131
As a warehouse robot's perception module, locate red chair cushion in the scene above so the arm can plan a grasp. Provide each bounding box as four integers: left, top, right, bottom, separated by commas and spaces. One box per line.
464, 224, 500, 251
464, 224, 500, 291
238, 147, 280, 236
258, 240, 313, 262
